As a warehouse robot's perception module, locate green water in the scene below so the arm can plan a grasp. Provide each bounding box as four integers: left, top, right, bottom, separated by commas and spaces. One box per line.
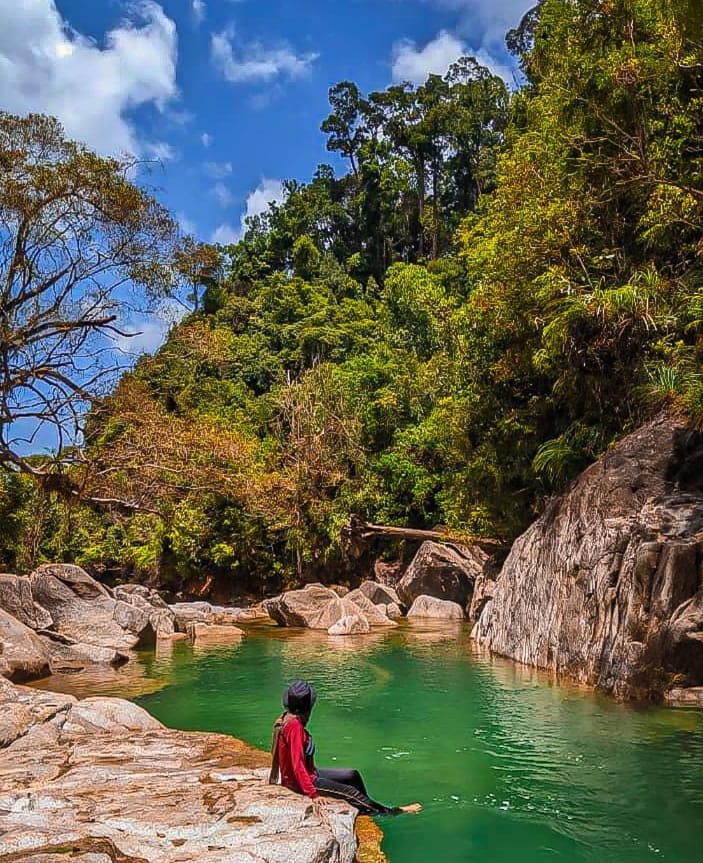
128, 622, 703, 863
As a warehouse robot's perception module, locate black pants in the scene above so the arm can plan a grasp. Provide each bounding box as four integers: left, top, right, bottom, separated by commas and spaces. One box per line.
313, 767, 400, 816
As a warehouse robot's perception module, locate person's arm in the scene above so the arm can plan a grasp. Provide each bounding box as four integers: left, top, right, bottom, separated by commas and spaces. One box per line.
286, 720, 318, 799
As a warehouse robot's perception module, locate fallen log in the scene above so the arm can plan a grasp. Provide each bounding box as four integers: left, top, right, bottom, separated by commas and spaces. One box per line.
341, 515, 503, 558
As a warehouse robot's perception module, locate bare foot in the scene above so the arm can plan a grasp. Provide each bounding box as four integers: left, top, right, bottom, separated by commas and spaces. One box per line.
399, 802, 423, 814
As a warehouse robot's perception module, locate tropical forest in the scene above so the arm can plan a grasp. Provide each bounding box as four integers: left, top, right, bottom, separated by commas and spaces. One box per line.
2, 3, 703, 863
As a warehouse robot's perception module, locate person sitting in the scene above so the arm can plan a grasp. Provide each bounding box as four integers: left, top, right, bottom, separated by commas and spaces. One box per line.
269, 678, 422, 816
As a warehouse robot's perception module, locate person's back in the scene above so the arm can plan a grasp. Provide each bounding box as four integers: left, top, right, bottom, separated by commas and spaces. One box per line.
269, 678, 422, 816
276, 711, 318, 798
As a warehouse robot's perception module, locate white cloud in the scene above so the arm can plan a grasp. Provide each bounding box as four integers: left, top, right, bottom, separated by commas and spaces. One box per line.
145, 140, 177, 161
0, 0, 178, 157
393, 0, 533, 84
392, 31, 465, 84
204, 160, 233, 179
201, 131, 213, 147
211, 27, 318, 84
212, 182, 234, 207
243, 178, 285, 222
392, 29, 514, 85
192, 0, 206, 22
210, 178, 285, 246
418, 0, 533, 45
210, 223, 241, 245
114, 298, 186, 356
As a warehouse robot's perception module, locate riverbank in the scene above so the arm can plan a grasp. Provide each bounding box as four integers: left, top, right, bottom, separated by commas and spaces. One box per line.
0, 674, 386, 863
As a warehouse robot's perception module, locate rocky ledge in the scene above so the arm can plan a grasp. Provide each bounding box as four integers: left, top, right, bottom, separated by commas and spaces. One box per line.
0, 677, 380, 863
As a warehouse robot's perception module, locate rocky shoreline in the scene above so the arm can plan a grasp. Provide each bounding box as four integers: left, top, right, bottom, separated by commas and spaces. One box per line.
0, 675, 384, 863
0, 565, 389, 863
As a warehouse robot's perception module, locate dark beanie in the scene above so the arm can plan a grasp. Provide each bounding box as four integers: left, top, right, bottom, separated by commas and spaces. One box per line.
283, 679, 317, 715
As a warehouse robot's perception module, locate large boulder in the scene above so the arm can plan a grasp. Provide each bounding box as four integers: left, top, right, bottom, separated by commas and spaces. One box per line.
397, 541, 487, 609
263, 584, 337, 627
0, 608, 51, 682
358, 580, 402, 608
114, 585, 175, 638
0, 573, 52, 630
263, 586, 382, 632
30, 564, 154, 651
407, 595, 465, 620
0, 678, 358, 863
345, 589, 397, 627
473, 414, 703, 700
328, 614, 370, 636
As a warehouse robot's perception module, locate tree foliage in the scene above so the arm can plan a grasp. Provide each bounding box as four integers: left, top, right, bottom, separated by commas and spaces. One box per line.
6, 2, 703, 594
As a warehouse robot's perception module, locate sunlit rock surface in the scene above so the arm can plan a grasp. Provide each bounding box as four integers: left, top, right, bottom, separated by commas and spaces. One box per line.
474, 414, 703, 700
407, 595, 465, 620
0, 677, 358, 863
263, 584, 395, 632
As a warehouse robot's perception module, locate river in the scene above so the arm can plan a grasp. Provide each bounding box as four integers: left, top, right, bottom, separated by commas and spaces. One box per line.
38, 620, 703, 862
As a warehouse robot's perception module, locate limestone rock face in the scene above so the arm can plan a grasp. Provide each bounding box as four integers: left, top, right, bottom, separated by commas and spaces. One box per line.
0, 608, 51, 682
358, 580, 402, 608
30, 565, 154, 651
468, 574, 495, 625
397, 542, 486, 609
0, 678, 358, 863
473, 414, 703, 700
0, 573, 52, 630
328, 614, 371, 635
407, 595, 465, 620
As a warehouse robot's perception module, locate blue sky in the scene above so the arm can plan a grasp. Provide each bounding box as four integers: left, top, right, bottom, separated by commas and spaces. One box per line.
1, 0, 534, 455
1, 1, 532, 241
0, 0, 532, 354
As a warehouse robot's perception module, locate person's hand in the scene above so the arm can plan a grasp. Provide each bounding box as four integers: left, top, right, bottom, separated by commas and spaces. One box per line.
313, 796, 331, 812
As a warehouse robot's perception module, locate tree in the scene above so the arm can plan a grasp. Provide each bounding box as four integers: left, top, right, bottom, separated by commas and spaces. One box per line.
0, 113, 179, 488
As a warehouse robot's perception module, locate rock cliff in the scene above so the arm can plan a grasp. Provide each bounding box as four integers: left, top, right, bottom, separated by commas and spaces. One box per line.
0, 677, 364, 863
473, 414, 703, 701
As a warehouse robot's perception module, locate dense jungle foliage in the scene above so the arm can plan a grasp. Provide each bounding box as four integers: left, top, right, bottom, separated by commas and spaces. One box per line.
3, 0, 703, 594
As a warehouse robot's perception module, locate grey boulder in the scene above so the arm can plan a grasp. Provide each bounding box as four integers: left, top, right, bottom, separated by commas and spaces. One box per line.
397, 541, 486, 608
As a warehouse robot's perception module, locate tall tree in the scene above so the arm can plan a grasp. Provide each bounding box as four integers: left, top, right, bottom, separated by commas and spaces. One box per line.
0, 113, 179, 489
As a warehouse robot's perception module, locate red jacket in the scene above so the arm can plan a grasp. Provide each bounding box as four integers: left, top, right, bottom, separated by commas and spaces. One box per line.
278, 715, 318, 798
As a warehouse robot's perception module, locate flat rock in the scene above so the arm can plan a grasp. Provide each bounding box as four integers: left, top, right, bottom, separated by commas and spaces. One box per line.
665, 687, 703, 707
186, 622, 245, 644
0, 679, 358, 863
407, 595, 464, 620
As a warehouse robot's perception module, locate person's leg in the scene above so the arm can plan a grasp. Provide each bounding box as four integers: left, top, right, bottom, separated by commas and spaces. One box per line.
315, 767, 369, 796
314, 769, 399, 816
